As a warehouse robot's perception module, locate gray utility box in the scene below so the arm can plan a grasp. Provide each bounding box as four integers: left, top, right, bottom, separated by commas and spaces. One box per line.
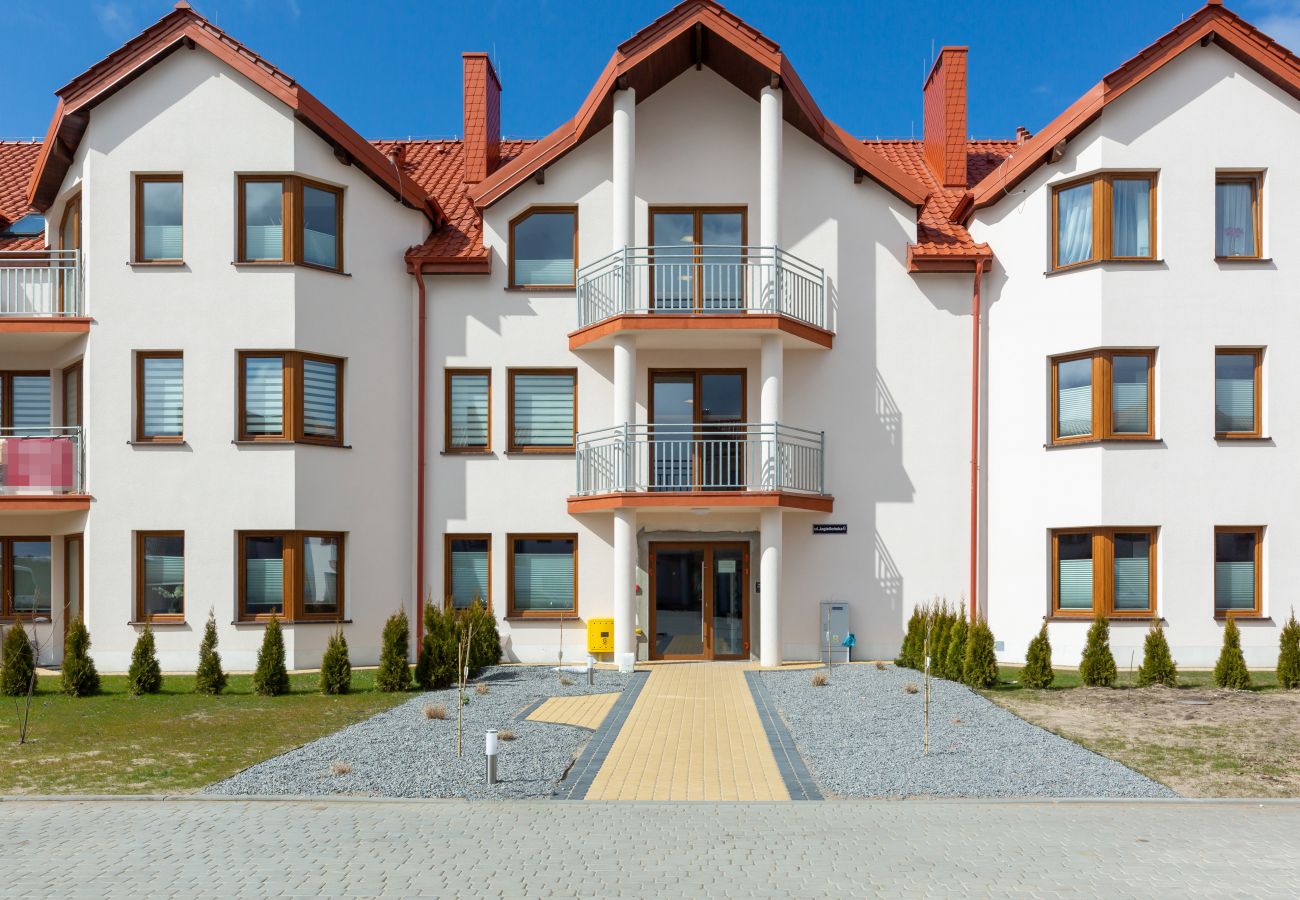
819, 601, 851, 664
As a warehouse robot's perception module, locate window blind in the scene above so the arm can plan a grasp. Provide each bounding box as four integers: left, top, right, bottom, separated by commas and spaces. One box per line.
1112, 533, 1150, 611
512, 539, 574, 611
449, 374, 489, 448
1057, 533, 1093, 610
141, 180, 183, 260
142, 356, 183, 438
512, 374, 575, 447
1056, 358, 1092, 438
244, 181, 284, 260
1215, 354, 1256, 433
513, 212, 574, 285
450, 540, 489, 609
1110, 356, 1149, 434
302, 359, 339, 439
1215, 531, 1257, 611
244, 357, 284, 435
11, 375, 51, 432
244, 535, 285, 616
143, 535, 184, 616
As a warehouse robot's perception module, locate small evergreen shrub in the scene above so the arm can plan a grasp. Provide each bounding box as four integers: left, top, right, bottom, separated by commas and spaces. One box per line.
194, 609, 228, 696
0, 625, 35, 697
375, 609, 412, 693
928, 605, 952, 676
252, 616, 290, 697
1276, 608, 1300, 690
1021, 623, 1055, 689
943, 616, 968, 681
1078, 614, 1118, 687
415, 605, 457, 690
127, 622, 163, 695
319, 629, 352, 695
961, 617, 999, 688
895, 607, 924, 669
61, 618, 100, 697
1136, 620, 1178, 687
1213, 617, 1251, 690
462, 599, 502, 675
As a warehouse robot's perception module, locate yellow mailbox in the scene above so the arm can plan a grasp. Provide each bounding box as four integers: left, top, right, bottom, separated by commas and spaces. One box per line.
587, 618, 615, 653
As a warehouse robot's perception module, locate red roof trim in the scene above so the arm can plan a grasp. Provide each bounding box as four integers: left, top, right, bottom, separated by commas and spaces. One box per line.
964, 2, 1300, 216
26, 5, 444, 224
468, 0, 928, 209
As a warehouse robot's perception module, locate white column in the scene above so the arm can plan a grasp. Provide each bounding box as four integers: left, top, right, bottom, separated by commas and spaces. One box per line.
613, 334, 636, 428
613, 508, 637, 671
760, 508, 783, 667
759, 85, 782, 248
760, 333, 782, 487
612, 88, 636, 252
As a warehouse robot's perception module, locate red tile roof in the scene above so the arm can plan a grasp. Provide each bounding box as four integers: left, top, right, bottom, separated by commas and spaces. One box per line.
0, 141, 44, 250
869, 138, 1016, 270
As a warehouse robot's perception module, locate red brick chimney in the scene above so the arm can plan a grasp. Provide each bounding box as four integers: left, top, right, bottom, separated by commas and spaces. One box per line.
462, 52, 501, 185
923, 47, 968, 189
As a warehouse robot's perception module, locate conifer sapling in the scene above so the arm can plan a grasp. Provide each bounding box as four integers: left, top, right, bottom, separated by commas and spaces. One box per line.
128, 621, 164, 695
0, 624, 36, 697
1277, 608, 1300, 690
1078, 613, 1118, 687
252, 615, 290, 697
375, 608, 412, 693
61, 618, 100, 698
319, 628, 352, 695
1021, 623, 1055, 689
1213, 616, 1251, 690
943, 616, 968, 682
1136, 619, 1178, 687
194, 609, 228, 696
961, 617, 999, 689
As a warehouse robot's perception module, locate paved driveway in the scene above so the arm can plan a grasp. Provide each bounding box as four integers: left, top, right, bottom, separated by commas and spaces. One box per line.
3, 797, 1296, 897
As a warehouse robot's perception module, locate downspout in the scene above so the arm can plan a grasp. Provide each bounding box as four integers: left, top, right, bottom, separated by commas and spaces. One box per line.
969, 261, 984, 623
413, 267, 428, 646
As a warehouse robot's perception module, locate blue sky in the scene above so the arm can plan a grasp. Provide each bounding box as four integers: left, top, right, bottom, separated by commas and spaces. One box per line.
4, 1, 1299, 142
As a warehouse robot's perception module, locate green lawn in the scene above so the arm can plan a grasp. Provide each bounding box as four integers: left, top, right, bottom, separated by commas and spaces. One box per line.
0, 670, 409, 795
990, 665, 1282, 692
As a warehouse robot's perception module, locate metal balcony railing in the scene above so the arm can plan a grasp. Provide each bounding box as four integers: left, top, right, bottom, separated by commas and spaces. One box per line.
576, 245, 827, 331
575, 422, 825, 496
0, 250, 83, 318
0, 427, 84, 495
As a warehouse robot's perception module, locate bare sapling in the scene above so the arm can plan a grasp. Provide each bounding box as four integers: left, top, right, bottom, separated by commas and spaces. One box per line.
455, 617, 474, 758
923, 607, 933, 756
7, 590, 60, 745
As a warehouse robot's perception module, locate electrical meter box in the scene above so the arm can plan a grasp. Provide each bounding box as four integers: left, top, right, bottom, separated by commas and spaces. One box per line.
819, 602, 851, 663
587, 618, 615, 654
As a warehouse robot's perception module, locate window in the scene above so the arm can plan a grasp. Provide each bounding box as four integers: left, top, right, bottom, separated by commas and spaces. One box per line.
137, 532, 184, 621
508, 207, 577, 288
238, 352, 343, 445
135, 175, 183, 262
1215, 349, 1262, 438
1215, 174, 1261, 259
0, 538, 52, 618
136, 352, 183, 442
62, 363, 81, 428
508, 369, 576, 452
446, 534, 490, 610
0, 214, 45, 237
1051, 350, 1154, 444
1215, 527, 1261, 617
237, 176, 344, 271
238, 531, 344, 621
1052, 173, 1156, 269
0, 372, 52, 431
1051, 528, 1156, 617
446, 369, 491, 452
507, 534, 576, 617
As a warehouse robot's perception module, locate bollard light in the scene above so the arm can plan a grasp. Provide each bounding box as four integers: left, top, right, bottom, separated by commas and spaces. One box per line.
485, 730, 499, 785
586, 657, 595, 686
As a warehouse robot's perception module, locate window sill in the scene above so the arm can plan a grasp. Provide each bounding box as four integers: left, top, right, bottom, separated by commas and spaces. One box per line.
1214, 615, 1270, 623
1045, 438, 1163, 449
1045, 258, 1165, 276
0, 616, 54, 624
127, 619, 187, 627
1045, 615, 1164, 624
441, 449, 495, 457
231, 261, 351, 276
231, 440, 351, 449
1214, 257, 1272, 264
1215, 435, 1272, 443
505, 615, 579, 622
504, 285, 575, 293
128, 260, 186, 268
506, 449, 577, 457
231, 619, 353, 626
128, 439, 189, 447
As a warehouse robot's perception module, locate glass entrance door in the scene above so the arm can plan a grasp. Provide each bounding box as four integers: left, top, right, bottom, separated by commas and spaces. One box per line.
651, 370, 745, 491
650, 208, 746, 312
650, 542, 749, 660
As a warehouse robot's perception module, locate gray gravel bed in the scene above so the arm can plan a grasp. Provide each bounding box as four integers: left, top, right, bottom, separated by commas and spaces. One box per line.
205, 666, 629, 800
760, 664, 1175, 799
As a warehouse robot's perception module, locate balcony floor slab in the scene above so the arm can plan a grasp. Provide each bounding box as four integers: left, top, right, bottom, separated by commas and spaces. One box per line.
568, 313, 832, 351
567, 491, 833, 514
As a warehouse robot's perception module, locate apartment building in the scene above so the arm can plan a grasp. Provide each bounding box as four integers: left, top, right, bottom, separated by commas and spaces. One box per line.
0, 0, 1291, 670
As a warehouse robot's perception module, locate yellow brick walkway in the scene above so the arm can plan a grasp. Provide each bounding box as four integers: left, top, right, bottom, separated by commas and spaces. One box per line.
583, 663, 790, 801
526, 692, 620, 730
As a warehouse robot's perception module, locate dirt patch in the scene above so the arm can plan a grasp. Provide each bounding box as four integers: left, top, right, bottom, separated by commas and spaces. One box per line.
986, 685, 1300, 797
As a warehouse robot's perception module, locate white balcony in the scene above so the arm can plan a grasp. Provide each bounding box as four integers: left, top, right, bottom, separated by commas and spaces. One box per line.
0, 250, 83, 319
0, 427, 86, 506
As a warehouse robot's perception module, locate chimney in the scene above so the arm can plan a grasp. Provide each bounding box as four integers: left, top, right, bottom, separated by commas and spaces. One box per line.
462, 52, 502, 184
923, 46, 968, 188
1015, 125, 1031, 145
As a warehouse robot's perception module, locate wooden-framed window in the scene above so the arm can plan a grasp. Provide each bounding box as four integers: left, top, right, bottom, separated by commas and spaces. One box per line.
1051, 350, 1155, 444
237, 175, 344, 272
135, 352, 183, 442
508, 368, 576, 452
1215, 173, 1262, 259
1051, 528, 1157, 618
62, 362, 81, 428
1052, 172, 1156, 270
0, 537, 52, 618
1215, 349, 1262, 438
237, 351, 343, 445
445, 534, 491, 610
648, 206, 748, 311
238, 531, 344, 622
134, 174, 183, 262
136, 531, 184, 622
445, 369, 491, 453
0, 371, 52, 430
1215, 526, 1262, 617
508, 206, 577, 289
507, 534, 576, 618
